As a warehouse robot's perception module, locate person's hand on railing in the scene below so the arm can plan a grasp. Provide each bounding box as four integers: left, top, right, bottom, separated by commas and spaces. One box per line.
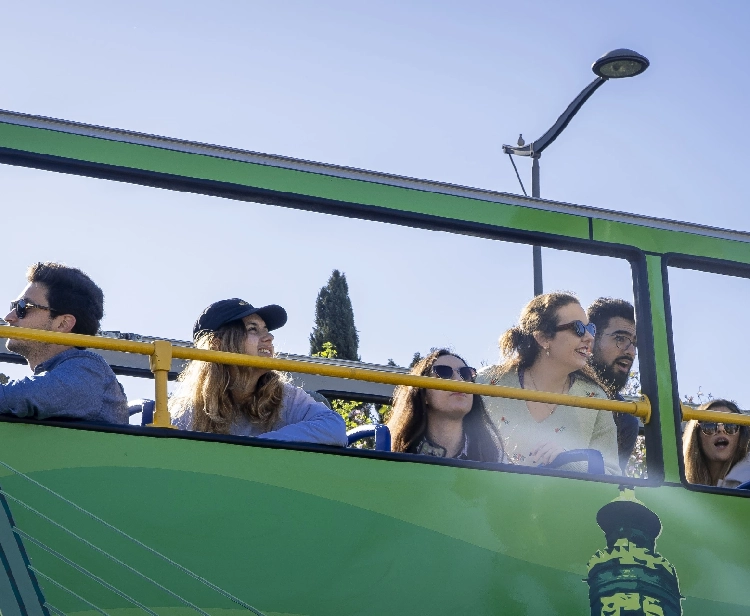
528, 442, 567, 467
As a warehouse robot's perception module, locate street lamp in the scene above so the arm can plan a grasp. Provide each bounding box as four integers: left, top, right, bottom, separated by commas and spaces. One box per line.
502, 48, 650, 296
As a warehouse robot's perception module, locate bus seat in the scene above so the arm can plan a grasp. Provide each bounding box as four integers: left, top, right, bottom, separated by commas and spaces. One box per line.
128, 399, 155, 426
347, 424, 391, 451
542, 449, 605, 475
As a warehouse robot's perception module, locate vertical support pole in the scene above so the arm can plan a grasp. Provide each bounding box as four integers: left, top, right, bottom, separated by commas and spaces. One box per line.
148, 339, 174, 428
531, 155, 543, 296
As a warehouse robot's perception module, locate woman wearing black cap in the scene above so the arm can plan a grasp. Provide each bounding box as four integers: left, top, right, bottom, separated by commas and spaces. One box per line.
169, 298, 347, 446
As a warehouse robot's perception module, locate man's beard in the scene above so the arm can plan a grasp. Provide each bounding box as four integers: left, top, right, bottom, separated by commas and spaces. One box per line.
6, 338, 34, 361
591, 358, 630, 395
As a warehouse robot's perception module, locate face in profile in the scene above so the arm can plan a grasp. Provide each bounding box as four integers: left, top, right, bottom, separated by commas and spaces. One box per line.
545, 302, 594, 372
241, 314, 275, 378
592, 316, 637, 392
423, 354, 474, 419
5, 282, 56, 357
699, 407, 741, 464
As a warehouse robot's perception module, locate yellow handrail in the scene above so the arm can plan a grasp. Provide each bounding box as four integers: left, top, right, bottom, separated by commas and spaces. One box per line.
0, 325, 652, 426
681, 405, 750, 427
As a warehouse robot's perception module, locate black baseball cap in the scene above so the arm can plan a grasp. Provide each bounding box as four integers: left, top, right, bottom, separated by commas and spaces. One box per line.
193, 298, 287, 341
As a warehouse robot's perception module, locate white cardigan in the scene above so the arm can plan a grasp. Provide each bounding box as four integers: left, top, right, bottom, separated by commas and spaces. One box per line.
476, 367, 621, 475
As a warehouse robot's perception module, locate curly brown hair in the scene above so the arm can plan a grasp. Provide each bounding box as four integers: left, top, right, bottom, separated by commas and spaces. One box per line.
169, 321, 285, 434
387, 349, 504, 462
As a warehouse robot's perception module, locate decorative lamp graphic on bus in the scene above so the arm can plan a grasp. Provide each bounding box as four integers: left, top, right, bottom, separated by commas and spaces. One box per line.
586, 489, 683, 615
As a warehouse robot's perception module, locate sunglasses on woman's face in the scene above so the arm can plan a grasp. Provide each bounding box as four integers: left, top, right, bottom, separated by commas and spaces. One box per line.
556, 320, 596, 338
699, 421, 740, 436
431, 365, 477, 383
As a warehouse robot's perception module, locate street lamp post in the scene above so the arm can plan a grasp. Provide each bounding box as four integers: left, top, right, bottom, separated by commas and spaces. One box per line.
503, 48, 650, 296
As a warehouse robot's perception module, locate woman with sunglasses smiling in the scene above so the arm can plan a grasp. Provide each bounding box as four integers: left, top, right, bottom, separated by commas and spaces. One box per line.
476, 292, 620, 475
387, 349, 504, 462
683, 399, 750, 487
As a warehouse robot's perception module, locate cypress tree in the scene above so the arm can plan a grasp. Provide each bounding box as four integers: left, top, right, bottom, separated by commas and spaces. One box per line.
309, 269, 360, 361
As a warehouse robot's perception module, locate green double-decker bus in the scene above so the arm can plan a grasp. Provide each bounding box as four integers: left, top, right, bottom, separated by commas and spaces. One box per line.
0, 109, 747, 616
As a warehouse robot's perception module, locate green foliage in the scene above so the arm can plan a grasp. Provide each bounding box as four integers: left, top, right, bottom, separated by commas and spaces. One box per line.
682, 386, 713, 406
312, 342, 375, 439
309, 270, 359, 361
313, 341, 337, 360
626, 435, 647, 478
623, 371, 647, 478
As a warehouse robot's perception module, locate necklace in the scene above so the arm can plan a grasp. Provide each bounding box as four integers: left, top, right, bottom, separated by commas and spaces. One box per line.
526, 370, 569, 416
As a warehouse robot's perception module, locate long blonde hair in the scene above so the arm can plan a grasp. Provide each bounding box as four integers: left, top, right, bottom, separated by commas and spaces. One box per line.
169, 321, 285, 434
683, 399, 750, 486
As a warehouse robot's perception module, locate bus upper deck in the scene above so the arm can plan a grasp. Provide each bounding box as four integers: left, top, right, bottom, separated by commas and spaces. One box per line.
1, 108, 750, 615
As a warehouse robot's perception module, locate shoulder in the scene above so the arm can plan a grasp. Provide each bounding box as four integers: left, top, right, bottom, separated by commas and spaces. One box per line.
281, 382, 307, 402
727, 454, 750, 481
280, 383, 320, 410
477, 366, 517, 386
49, 349, 112, 370
570, 375, 607, 399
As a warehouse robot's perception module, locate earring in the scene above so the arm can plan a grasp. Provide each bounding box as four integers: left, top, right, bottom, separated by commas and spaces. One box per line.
545, 347, 550, 357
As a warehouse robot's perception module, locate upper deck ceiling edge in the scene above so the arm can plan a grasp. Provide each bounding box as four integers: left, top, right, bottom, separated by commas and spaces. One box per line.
1, 108, 749, 245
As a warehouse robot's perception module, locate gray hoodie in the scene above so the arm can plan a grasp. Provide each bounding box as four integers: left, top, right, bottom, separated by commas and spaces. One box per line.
172, 383, 347, 447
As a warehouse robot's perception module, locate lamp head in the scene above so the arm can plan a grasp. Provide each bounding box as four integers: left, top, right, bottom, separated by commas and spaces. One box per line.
592, 49, 650, 79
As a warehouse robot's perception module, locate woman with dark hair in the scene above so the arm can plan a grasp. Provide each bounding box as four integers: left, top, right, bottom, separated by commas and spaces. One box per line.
169, 298, 347, 446
476, 292, 620, 475
683, 399, 750, 487
388, 349, 504, 462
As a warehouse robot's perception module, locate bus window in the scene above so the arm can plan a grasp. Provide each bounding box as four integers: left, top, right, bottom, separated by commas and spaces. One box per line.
668, 265, 750, 489
0, 163, 642, 477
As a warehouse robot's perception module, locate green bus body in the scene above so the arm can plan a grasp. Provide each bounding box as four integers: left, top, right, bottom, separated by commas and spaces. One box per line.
0, 110, 748, 615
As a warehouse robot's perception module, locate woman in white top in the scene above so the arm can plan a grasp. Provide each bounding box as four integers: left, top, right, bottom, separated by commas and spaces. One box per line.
169, 298, 347, 446
476, 292, 620, 475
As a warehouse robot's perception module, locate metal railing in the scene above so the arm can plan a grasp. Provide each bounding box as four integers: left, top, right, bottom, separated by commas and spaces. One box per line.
0, 325, 653, 427
680, 405, 750, 427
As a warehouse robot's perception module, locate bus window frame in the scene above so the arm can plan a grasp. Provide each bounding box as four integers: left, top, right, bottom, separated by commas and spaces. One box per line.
663, 253, 750, 497
0, 147, 663, 486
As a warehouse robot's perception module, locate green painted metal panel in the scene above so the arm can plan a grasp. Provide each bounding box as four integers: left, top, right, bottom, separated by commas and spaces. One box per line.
646, 255, 681, 483
0, 423, 747, 615
594, 218, 750, 263
0, 122, 588, 238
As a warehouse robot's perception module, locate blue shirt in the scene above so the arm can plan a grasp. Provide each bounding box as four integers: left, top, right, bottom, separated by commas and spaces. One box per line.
0, 348, 129, 424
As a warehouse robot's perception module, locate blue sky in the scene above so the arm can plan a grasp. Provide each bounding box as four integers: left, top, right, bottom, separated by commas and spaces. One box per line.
1, 1, 749, 405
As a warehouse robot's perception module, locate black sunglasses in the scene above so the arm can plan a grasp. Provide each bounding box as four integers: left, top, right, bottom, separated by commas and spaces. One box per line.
556, 320, 596, 338
431, 365, 477, 383
699, 421, 740, 436
9, 299, 55, 320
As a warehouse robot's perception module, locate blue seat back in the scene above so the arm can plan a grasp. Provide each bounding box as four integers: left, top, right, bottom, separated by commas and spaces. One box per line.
543, 448, 605, 475
347, 424, 391, 451
127, 399, 155, 426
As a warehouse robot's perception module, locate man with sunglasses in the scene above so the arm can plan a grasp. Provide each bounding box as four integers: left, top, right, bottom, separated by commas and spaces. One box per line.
587, 298, 639, 473
0, 262, 128, 424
